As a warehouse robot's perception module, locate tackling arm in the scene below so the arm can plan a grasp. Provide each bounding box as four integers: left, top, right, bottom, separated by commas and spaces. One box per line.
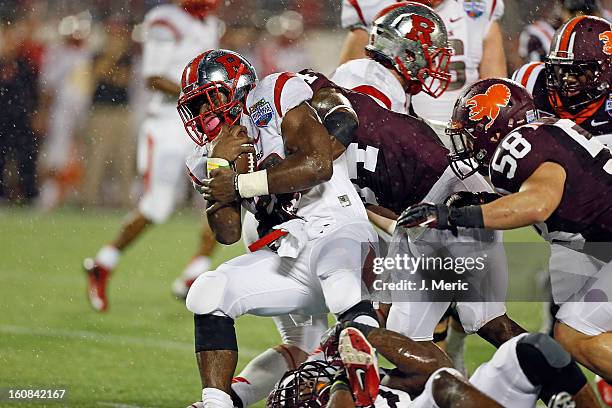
146, 76, 181, 97
481, 162, 566, 229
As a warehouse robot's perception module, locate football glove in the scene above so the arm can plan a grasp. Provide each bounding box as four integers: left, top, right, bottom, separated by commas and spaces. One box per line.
445, 191, 501, 208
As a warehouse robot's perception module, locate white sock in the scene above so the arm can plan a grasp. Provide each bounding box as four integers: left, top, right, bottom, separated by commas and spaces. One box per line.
95, 245, 120, 270
182, 256, 212, 279
446, 325, 467, 375
354, 315, 380, 328
201, 388, 233, 408
231, 348, 290, 407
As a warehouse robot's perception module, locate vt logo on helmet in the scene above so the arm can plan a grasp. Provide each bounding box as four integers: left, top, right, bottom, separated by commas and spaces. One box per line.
600, 31, 612, 56
366, 1, 453, 98
447, 78, 537, 179
177, 49, 257, 146
466, 83, 512, 131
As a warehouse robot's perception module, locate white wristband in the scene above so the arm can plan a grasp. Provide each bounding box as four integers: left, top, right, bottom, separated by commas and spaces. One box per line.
237, 170, 269, 198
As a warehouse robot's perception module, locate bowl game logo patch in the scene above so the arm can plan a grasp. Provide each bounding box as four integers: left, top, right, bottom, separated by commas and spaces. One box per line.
463, 0, 486, 18
607, 94, 612, 117
250, 99, 274, 127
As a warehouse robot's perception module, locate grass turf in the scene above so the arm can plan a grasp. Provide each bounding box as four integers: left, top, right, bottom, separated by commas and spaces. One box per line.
0, 207, 547, 408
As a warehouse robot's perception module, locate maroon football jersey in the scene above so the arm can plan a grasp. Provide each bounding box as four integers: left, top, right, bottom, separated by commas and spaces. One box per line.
514, 63, 612, 139
298, 69, 448, 215
490, 117, 612, 242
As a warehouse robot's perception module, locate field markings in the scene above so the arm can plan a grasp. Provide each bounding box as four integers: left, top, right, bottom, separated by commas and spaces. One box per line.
0, 325, 259, 357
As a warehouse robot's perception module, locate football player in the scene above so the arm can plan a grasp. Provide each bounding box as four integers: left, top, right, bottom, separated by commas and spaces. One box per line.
83, 0, 222, 311
398, 78, 612, 383
178, 49, 381, 408
514, 15, 612, 403
513, 15, 612, 143
339, 0, 507, 122
264, 324, 598, 408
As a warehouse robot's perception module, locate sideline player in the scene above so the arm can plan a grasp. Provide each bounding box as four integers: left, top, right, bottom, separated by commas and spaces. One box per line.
83, 0, 222, 311
265, 324, 598, 408
179, 49, 380, 408
399, 78, 612, 384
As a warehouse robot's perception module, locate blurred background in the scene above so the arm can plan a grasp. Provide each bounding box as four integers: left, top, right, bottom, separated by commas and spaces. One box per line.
0, 0, 609, 211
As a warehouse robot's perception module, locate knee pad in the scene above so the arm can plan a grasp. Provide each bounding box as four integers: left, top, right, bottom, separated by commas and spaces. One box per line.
516, 333, 586, 400
186, 272, 228, 315
194, 314, 237, 352
337, 301, 378, 325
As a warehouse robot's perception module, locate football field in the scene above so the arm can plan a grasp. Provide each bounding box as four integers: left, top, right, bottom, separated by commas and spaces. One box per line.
0, 207, 546, 408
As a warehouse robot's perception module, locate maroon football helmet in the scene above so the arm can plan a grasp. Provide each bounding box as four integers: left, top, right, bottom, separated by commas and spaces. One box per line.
180, 0, 221, 19
177, 49, 257, 146
266, 361, 337, 408
447, 78, 538, 179
546, 15, 612, 113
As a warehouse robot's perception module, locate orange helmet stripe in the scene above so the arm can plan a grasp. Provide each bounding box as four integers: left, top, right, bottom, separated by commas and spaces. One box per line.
520, 62, 543, 88
558, 15, 587, 53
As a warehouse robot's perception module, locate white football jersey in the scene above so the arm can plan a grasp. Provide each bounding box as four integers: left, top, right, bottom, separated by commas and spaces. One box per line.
373, 385, 413, 408
332, 58, 409, 114
412, 0, 504, 122
240, 72, 369, 229
341, 0, 396, 30
142, 4, 220, 116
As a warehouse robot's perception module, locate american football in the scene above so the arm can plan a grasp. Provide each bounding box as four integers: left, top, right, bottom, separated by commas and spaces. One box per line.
3, 0, 612, 407
232, 144, 256, 174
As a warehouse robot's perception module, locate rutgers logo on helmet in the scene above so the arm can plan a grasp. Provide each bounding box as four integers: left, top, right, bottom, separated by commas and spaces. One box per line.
447, 79, 537, 179
366, 1, 453, 98
546, 15, 612, 113
177, 49, 257, 146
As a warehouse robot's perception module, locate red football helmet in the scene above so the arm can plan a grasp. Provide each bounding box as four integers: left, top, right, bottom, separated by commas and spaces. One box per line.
177, 49, 257, 146
447, 78, 538, 179
366, 1, 453, 98
180, 0, 221, 19
546, 15, 612, 113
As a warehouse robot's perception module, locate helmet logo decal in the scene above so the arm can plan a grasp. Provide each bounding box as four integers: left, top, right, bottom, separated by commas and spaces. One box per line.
599, 30, 612, 56
405, 14, 435, 47
465, 83, 511, 130
215, 54, 243, 80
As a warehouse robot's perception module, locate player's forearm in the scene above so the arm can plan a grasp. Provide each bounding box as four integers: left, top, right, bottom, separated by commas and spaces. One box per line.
366, 208, 397, 235
479, 21, 508, 78
481, 190, 556, 229
207, 203, 242, 244
146, 76, 181, 97
367, 328, 453, 375
266, 149, 333, 194
339, 29, 369, 65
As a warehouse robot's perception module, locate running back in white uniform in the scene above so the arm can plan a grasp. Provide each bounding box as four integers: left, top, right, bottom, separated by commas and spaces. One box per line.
137, 4, 220, 223
412, 0, 504, 122
186, 71, 377, 321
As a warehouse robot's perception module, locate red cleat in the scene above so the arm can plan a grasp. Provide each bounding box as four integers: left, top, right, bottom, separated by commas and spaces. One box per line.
83, 258, 111, 312
597, 376, 612, 406
338, 327, 380, 407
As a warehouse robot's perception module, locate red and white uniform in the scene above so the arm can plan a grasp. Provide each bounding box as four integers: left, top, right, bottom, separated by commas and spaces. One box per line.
137, 4, 220, 223
186, 72, 377, 322
341, 0, 396, 31
412, 0, 504, 122
332, 58, 409, 114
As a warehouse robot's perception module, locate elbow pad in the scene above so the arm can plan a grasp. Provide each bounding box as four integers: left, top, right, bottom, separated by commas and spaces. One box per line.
323, 107, 358, 148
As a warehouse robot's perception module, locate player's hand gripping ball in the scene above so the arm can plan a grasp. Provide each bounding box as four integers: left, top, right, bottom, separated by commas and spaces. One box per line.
208, 124, 256, 167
